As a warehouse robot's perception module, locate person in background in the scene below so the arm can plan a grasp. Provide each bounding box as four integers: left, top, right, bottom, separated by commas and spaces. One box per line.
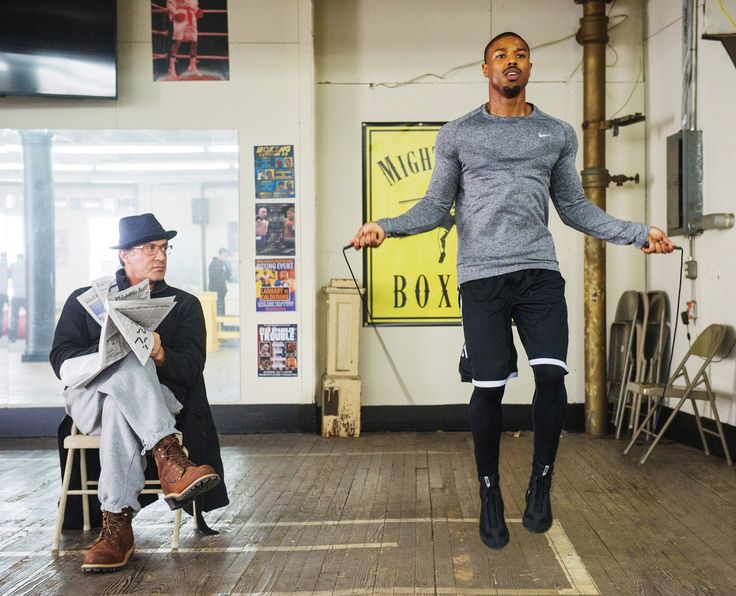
208, 248, 231, 315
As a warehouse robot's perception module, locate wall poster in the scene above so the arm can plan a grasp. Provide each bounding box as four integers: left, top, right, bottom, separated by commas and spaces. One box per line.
254, 145, 295, 199
255, 203, 296, 256
362, 122, 460, 325
255, 258, 296, 312
151, 0, 230, 81
257, 324, 298, 377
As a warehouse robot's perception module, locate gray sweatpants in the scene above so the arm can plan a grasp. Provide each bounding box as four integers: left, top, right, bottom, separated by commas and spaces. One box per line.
64, 352, 182, 514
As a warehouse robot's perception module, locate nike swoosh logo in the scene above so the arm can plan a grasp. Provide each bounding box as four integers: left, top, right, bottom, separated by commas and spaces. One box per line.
538, 133, 551, 138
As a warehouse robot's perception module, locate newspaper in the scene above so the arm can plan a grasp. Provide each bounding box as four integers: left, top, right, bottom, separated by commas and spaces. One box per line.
59, 277, 176, 389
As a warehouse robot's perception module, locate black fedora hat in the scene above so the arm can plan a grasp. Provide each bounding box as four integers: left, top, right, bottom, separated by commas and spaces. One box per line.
111, 213, 177, 249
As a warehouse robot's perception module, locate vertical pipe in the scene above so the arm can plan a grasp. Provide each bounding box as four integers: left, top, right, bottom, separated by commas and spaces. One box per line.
576, 1, 609, 436
682, 0, 698, 131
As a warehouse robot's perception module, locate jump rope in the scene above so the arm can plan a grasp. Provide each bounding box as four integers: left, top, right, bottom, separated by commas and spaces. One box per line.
342, 242, 686, 423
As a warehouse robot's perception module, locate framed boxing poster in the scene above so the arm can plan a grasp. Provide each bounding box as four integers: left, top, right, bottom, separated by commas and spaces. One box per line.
362, 122, 460, 326
151, 0, 230, 81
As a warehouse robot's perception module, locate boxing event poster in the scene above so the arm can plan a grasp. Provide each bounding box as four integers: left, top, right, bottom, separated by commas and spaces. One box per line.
362, 122, 460, 326
257, 324, 298, 377
254, 145, 296, 199
255, 258, 296, 312
255, 203, 296, 256
151, 0, 230, 81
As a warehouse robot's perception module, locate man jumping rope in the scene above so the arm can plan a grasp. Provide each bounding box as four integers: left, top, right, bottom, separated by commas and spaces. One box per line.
350, 32, 674, 550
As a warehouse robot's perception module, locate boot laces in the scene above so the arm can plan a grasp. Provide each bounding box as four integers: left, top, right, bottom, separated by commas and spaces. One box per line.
98, 511, 123, 547
160, 437, 191, 473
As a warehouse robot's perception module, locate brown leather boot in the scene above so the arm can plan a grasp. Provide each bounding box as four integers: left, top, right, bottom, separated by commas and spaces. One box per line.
153, 434, 220, 510
81, 508, 134, 572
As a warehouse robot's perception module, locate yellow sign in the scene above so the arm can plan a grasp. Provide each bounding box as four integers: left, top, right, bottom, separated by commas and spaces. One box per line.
363, 123, 460, 325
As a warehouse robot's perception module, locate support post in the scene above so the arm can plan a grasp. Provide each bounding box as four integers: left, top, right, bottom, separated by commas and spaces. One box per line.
576, 1, 610, 436
19, 130, 56, 362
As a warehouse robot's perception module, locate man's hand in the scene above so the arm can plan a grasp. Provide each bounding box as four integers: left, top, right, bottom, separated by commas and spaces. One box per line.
151, 331, 166, 366
350, 222, 386, 250
642, 226, 675, 254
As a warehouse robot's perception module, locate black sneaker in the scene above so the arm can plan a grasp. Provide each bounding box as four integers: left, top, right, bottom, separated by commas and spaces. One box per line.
478, 472, 509, 549
522, 461, 553, 533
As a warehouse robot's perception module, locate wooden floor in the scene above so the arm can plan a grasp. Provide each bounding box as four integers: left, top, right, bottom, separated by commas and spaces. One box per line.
0, 431, 734, 595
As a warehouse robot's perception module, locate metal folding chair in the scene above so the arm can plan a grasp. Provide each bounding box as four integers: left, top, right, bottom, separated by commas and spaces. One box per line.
623, 324, 733, 465
609, 291, 643, 437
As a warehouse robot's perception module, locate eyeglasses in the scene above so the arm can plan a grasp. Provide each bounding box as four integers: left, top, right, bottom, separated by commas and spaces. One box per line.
131, 243, 173, 256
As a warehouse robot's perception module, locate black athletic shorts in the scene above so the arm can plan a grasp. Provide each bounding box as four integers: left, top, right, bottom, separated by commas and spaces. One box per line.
459, 268, 569, 386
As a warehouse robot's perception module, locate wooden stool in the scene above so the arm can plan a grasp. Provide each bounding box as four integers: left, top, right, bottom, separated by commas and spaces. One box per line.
51, 424, 184, 552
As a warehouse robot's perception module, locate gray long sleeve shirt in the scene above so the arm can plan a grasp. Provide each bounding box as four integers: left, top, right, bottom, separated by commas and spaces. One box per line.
377, 104, 649, 285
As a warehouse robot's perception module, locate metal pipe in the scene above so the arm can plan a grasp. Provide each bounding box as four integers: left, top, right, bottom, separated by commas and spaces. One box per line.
682, 0, 698, 131
576, 0, 609, 436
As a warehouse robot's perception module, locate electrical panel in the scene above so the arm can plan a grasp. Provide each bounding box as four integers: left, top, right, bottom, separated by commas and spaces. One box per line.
666, 130, 703, 237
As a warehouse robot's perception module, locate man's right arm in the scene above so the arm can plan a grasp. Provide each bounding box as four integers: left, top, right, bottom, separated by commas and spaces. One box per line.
352, 123, 460, 248
49, 291, 99, 380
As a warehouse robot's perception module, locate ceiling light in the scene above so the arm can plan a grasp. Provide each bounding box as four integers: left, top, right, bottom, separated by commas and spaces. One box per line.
95, 162, 233, 172
54, 145, 206, 155
54, 164, 94, 171
207, 145, 239, 153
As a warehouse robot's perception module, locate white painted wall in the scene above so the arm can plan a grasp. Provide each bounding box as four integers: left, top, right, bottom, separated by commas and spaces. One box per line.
315, 0, 648, 407
0, 0, 316, 406
645, 0, 736, 426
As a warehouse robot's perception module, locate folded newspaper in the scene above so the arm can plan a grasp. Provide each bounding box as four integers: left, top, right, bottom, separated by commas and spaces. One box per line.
59, 277, 176, 389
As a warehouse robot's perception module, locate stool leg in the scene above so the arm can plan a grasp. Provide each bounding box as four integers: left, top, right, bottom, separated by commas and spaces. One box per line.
172, 508, 182, 551
79, 448, 91, 531
52, 447, 76, 553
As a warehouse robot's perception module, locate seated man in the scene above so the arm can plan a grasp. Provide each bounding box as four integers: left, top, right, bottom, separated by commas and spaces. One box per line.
50, 213, 228, 572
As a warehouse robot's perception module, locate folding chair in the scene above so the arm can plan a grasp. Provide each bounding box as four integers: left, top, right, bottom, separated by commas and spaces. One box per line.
51, 423, 184, 552
629, 291, 670, 436
608, 291, 643, 436
623, 324, 733, 465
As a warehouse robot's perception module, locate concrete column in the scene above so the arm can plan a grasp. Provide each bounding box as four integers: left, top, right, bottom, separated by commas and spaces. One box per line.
20, 131, 55, 362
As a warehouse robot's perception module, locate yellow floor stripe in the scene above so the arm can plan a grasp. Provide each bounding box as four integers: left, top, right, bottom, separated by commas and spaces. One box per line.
545, 520, 600, 595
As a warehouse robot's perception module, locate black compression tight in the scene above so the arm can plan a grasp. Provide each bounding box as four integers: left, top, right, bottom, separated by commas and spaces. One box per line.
531, 364, 567, 465
468, 364, 567, 476
469, 385, 505, 477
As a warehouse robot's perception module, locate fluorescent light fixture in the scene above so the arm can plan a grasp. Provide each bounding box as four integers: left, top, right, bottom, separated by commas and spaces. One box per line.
54, 164, 95, 172
207, 145, 239, 153
0, 163, 94, 171
95, 162, 233, 172
54, 145, 206, 155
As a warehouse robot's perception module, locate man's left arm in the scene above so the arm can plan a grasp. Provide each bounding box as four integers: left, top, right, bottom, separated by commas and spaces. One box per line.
549, 123, 668, 252
152, 297, 206, 390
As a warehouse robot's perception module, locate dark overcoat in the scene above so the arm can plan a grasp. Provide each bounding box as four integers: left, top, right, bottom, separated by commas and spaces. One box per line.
50, 268, 229, 529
